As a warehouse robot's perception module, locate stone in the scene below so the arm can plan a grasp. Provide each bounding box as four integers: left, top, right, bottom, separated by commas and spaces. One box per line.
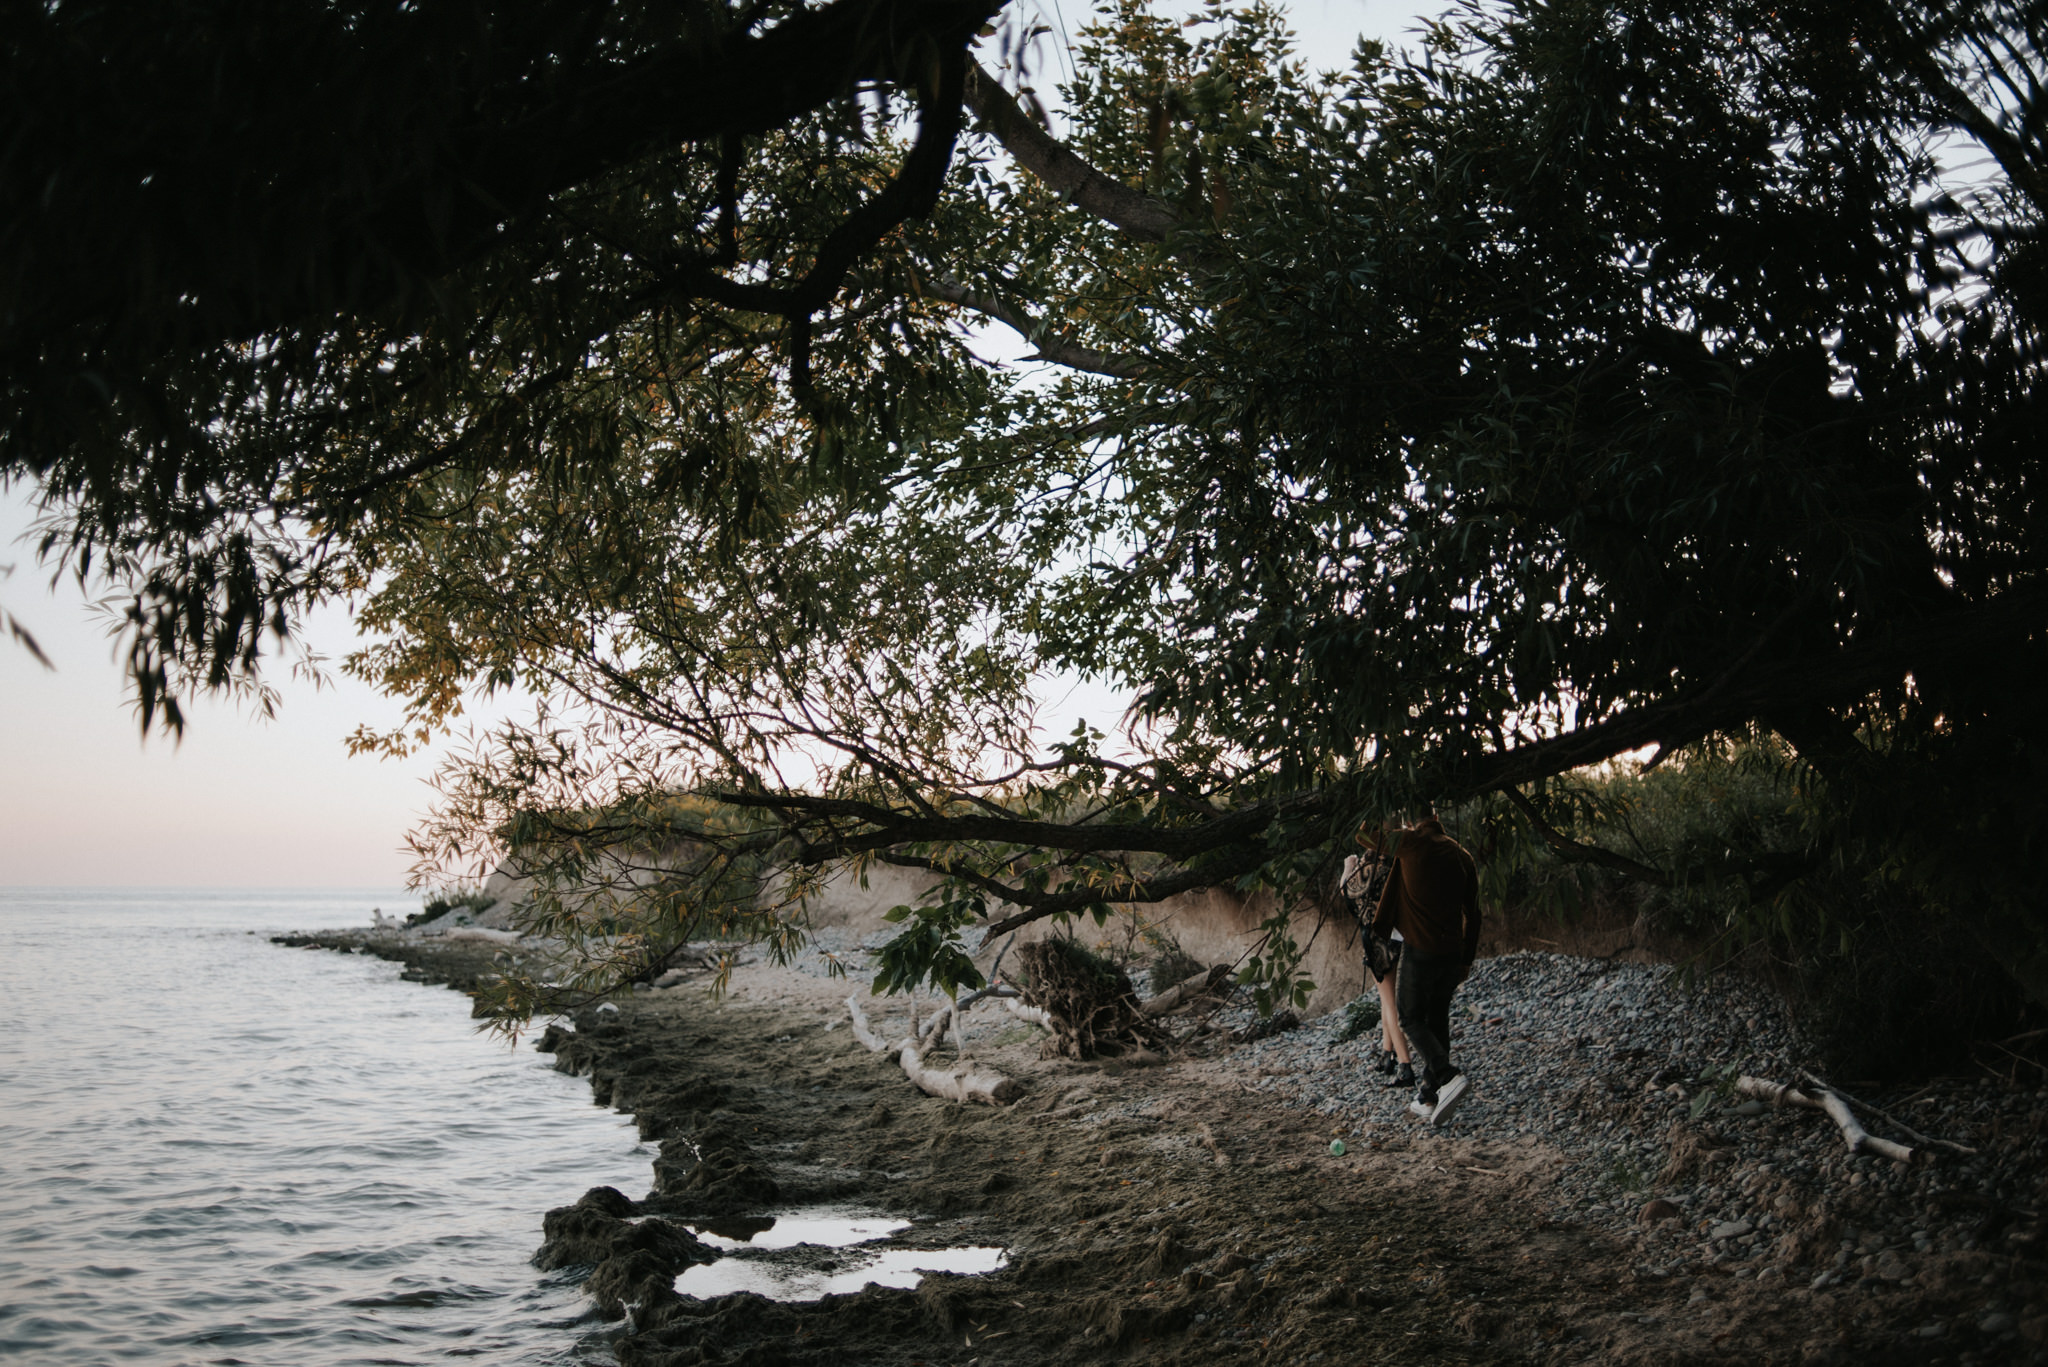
1710, 1220, 1755, 1242
1875, 1250, 1910, 1282
1979, 1312, 2017, 1335
1638, 1199, 1682, 1226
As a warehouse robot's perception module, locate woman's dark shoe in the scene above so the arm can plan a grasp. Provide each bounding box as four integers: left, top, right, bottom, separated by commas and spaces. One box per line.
1383, 1061, 1415, 1088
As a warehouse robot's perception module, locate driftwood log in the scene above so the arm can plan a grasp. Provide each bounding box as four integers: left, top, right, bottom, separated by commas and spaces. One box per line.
1002, 996, 1057, 1029
1141, 965, 1231, 1017
1799, 1070, 1978, 1155
844, 948, 1226, 1103
845, 995, 1022, 1105
1735, 1076, 1918, 1163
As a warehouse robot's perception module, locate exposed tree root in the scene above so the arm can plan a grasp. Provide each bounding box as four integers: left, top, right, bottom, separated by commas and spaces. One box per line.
1013, 939, 1171, 1060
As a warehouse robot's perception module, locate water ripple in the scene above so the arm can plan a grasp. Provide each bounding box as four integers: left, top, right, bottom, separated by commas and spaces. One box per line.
0, 888, 647, 1366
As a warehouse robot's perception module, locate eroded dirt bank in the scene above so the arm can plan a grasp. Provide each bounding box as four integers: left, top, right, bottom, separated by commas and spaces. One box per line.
276, 931, 2044, 1366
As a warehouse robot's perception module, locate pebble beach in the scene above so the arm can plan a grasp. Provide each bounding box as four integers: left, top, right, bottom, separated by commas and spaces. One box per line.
1228, 951, 2048, 1359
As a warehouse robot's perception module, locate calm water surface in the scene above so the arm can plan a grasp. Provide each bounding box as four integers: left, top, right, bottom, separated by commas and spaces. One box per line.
0, 889, 652, 1366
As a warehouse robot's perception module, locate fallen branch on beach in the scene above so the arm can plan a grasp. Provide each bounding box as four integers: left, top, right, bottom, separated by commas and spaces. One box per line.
916, 983, 1021, 1054
1140, 966, 1229, 1018
1735, 1076, 1918, 1163
1797, 1070, 1978, 1156
845, 995, 1023, 1105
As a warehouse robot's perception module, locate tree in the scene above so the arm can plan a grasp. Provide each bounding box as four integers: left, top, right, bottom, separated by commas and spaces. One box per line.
2, 0, 1000, 720
13, 0, 2048, 1019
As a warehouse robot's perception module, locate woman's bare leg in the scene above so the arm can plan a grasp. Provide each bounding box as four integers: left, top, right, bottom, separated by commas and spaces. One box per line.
1378, 971, 1410, 1063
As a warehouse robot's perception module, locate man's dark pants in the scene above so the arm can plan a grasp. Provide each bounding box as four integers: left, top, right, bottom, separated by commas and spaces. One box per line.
1396, 946, 1464, 1087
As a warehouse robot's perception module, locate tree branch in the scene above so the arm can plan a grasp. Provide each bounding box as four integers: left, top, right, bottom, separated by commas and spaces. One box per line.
963, 60, 1181, 241
1502, 787, 1670, 886
714, 581, 2046, 938
920, 276, 1155, 378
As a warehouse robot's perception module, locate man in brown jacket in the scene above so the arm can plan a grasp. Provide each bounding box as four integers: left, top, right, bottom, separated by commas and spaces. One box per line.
1367, 807, 1482, 1125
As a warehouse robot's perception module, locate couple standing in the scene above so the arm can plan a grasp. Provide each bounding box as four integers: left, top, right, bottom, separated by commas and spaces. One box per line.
1344, 809, 1482, 1126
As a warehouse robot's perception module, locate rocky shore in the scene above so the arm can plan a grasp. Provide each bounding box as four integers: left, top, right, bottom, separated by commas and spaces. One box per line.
277, 925, 2048, 1365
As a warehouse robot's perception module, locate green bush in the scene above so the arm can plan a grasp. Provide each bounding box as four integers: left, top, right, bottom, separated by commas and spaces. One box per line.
1336, 994, 1383, 1043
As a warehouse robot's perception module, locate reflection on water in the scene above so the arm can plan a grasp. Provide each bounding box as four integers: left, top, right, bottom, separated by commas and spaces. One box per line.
673, 1247, 1009, 1302
679, 1205, 1004, 1302
688, 1209, 908, 1251
0, 888, 654, 1366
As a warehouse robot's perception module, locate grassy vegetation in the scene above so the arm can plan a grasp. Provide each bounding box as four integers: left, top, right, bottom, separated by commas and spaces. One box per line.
408, 886, 497, 927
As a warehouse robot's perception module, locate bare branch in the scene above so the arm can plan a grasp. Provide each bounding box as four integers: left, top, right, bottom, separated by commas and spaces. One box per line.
1503, 787, 1670, 886
922, 276, 1155, 378
964, 61, 1181, 241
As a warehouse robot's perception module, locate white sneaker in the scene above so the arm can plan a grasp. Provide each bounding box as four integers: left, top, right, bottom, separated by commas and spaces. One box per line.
1407, 1099, 1432, 1121
1429, 1073, 1471, 1126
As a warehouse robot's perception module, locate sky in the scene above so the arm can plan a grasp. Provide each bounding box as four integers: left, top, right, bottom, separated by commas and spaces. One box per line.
0, 0, 1434, 890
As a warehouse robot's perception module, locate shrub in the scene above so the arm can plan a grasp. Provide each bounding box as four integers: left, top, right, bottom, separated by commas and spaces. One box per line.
409, 886, 496, 927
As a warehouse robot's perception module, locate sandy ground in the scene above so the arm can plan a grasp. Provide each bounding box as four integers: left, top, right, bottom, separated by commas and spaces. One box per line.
273, 930, 2047, 1366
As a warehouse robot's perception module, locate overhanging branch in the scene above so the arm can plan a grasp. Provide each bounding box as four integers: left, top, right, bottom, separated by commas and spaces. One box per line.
1503, 787, 1670, 886
963, 60, 1181, 241
920, 276, 1155, 378
711, 581, 2046, 935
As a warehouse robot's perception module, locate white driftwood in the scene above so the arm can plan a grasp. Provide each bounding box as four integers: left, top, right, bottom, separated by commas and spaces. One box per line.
846, 995, 1021, 1105
1736, 1076, 1819, 1109
1799, 1069, 1977, 1155
846, 996, 892, 1053
1004, 996, 1056, 1028
914, 984, 1023, 1053
1737, 1075, 1916, 1163
1141, 967, 1220, 1017
1818, 1089, 1916, 1163
897, 1042, 1023, 1105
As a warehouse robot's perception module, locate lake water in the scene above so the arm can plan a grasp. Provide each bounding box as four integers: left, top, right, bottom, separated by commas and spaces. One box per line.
0, 888, 652, 1366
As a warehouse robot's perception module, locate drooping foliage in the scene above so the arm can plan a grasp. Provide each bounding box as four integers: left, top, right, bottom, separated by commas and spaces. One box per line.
10, 0, 2047, 1023
2, 0, 1001, 722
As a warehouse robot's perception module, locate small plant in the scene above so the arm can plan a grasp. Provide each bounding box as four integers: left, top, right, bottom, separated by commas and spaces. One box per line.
1236, 909, 1316, 1016
1606, 1154, 1649, 1193
1689, 1059, 1745, 1122
1336, 994, 1383, 1042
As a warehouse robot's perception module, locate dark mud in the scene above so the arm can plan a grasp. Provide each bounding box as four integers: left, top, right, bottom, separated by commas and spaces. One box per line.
278, 933, 2046, 1366
271, 930, 508, 998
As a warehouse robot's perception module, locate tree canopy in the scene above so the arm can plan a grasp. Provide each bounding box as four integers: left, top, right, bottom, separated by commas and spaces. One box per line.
8, 0, 2046, 1016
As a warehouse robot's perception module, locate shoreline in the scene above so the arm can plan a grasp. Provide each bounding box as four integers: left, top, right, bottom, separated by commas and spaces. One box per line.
276, 928, 2048, 1364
